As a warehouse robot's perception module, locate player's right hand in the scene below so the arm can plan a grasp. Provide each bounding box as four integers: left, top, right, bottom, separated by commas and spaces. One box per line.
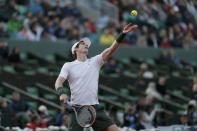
59, 94, 68, 103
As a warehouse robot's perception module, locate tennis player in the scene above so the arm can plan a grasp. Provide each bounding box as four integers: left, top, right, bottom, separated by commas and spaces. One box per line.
55, 23, 138, 131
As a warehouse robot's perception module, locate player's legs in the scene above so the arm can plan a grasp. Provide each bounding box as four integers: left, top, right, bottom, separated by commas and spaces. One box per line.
92, 107, 116, 131
68, 112, 83, 131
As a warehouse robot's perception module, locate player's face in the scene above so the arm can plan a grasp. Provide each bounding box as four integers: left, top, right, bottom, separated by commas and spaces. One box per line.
76, 41, 89, 54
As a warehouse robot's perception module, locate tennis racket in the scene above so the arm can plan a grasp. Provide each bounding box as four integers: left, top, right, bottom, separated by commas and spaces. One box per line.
66, 103, 96, 128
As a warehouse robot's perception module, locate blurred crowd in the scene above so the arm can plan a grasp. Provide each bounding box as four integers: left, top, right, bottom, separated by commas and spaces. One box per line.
102, 49, 197, 129
0, 0, 197, 49
1, 87, 197, 130
0, 42, 21, 64
107, 0, 197, 48
0, 92, 69, 130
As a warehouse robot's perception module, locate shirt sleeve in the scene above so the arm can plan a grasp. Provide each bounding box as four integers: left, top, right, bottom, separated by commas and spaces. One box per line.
58, 63, 69, 79
92, 54, 105, 67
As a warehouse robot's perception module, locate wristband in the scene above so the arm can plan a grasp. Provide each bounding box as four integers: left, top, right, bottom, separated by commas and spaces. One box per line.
56, 87, 65, 96
116, 33, 126, 43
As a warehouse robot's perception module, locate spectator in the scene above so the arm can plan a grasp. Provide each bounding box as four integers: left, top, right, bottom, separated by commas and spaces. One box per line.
17, 25, 41, 41
0, 22, 9, 38
179, 113, 188, 125
139, 63, 154, 79
135, 113, 145, 130
0, 0, 17, 21
187, 100, 197, 125
55, 108, 65, 126
0, 98, 14, 127
9, 92, 31, 128
100, 29, 116, 45
140, 105, 158, 129
37, 105, 51, 128
182, 32, 196, 49
42, 31, 57, 41
123, 103, 138, 129
29, 0, 44, 15
0, 42, 9, 59
10, 92, 30, 112
26, 114, 40, 130
7, 15, 22, 34
147, 31, 159, 48
55, 19, 67, 38
85, 19, 97, 33
146, 82, 163, 100
160, 36, 172, 48
155, 76, 168, 98
8, 47, 21, 63
96, 12, 110, 31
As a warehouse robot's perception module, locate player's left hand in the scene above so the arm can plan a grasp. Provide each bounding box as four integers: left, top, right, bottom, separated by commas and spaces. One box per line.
122, 23, 138, 34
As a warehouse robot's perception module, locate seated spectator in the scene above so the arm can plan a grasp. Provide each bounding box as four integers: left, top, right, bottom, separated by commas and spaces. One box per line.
155, 76, 168, 98
37, 105, 52, 128
179, 113, 188, 125
0, 42, 9, 59
100, 29, 116, 45
42, 31, 57, 42
0, 98, 14, 127
146, 82, 163, 100
96, 12, 110, 31
135, 113, 145, 130
17, 26, 40, 41
66, 25, 80, 41
85, 19, 97, 33
7, 15, 22, 34
187, 100, 197, 125
140, 105, 158, 129
55, 107, 71, 128
123, 103, 138, 129
147, 32, 159, 48
160, 36, 172, 48
138, 63, 154, 79
0, 22, 9, 38
9, 92, 31, 128
29, 0, 44, 15
8, 47, 21, 63
123, 31, 138, 45
182, 32, 196, 49
55, 108, 65, 126
26, 114, 40, 130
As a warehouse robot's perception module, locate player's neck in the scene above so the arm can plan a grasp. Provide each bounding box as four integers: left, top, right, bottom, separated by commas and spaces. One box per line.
76, 53, 87, 62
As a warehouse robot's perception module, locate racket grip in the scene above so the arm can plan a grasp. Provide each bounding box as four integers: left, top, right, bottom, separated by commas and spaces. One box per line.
63, 101, 73, 112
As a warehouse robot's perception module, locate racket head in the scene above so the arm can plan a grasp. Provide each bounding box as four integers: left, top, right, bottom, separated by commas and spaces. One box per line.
75, 105, 96, 128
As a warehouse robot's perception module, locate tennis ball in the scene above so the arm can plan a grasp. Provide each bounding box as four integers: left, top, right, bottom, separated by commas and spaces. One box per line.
131, 10, 138, 16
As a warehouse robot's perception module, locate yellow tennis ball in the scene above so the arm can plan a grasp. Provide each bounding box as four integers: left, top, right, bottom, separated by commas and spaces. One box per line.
131, 10, 138, 16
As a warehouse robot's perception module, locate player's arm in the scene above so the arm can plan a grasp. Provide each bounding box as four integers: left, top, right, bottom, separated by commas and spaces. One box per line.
55, 76, 68, 102
101, 23, 138, 61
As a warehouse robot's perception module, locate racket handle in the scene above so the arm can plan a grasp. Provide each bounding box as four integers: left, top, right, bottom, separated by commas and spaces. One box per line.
63, 101, 73, 111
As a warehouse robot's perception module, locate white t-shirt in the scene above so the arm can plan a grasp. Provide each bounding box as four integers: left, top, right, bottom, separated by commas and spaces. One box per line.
58, 54, 105, 105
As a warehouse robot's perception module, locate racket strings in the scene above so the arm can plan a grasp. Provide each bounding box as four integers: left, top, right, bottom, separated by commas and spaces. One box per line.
76, 106, 96, 127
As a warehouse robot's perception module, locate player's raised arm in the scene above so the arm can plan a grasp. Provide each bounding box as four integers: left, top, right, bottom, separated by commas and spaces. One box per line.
101, 23, 138, 61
